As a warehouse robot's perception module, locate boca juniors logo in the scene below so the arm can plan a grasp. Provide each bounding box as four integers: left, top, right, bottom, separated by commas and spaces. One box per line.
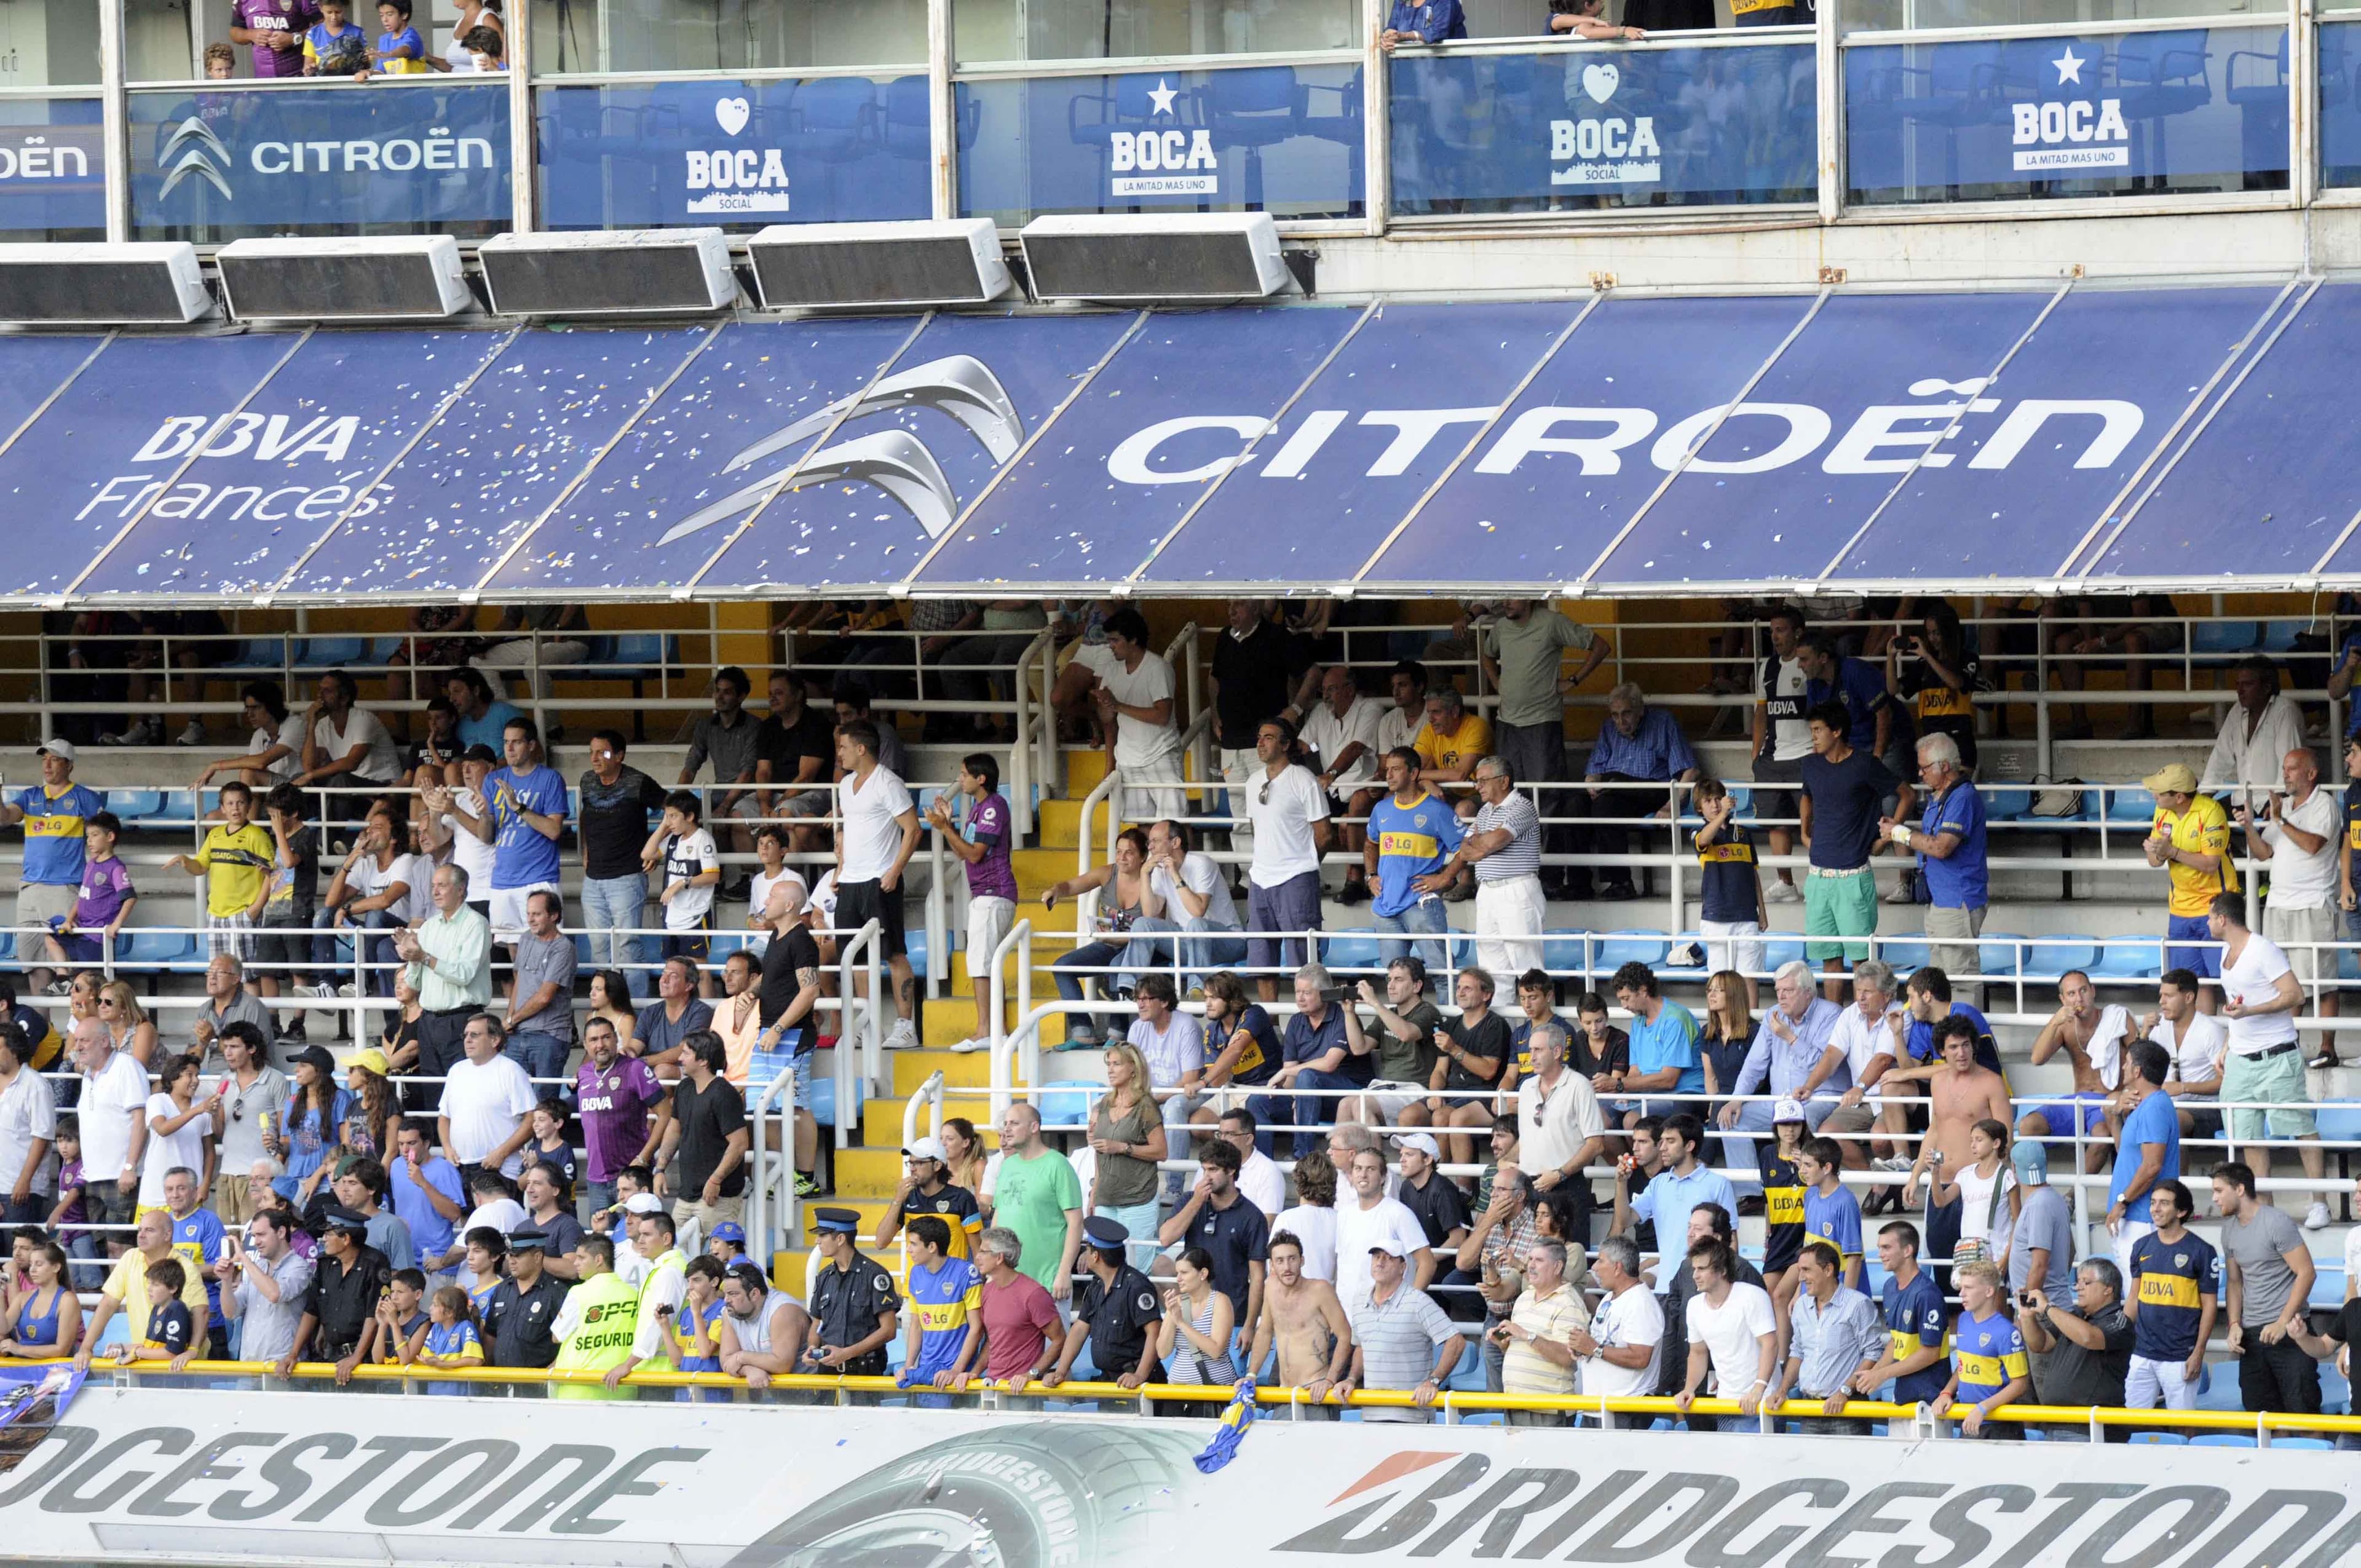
1551, 63, 1661, 187
2011, 47, 2130, 171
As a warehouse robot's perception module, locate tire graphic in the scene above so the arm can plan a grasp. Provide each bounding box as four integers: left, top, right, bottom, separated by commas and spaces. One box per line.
727, 1421, 1203, 1568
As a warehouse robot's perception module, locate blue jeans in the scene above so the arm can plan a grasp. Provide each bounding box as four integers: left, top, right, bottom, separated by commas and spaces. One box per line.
1720, 1095, 1838, 1189
1248, 1067, 1362, 1157
1054, 940, 1126, 1040
581, 873, 651, 997
505, 1032, 572, 1103
1120, 915, 1248, 992
342, 908, 403, 997
1372, 896, 1452, 976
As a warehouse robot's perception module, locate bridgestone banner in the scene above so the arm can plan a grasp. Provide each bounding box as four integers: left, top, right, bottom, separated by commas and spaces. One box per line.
2, 1387, 2357, 1568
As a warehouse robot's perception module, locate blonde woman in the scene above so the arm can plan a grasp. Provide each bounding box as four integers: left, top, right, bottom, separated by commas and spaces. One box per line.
97, 981, 158, 1067
939, 1117, 988, 1199
1698, 970, 1754, 1134
1085, 1041, 1166, 1267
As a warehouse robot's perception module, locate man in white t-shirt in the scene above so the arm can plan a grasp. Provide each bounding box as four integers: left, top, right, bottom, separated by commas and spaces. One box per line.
1094, 609, 1185, 825
2139, 968, 2226, 1138
1750, 606, 1811, 903
293, 670, 401, 791
1822, 958, 1903, 1160
1245, 717, 1332, 1002
1570, 1234, 1664, 1427
1124, 819, 1246, 995
1217, 1108, 1286, 1218
437, 1014, 537, 1186
2240, 746, 2340, 1067
1672, 1237, 1778, 1430
418, 745, 499, 913
326, 799, 425, 999
2208, 893, 2331, 1229
1301, 667, 1385, 906
834, 720, 921, 1052
1334, 1144, 1430, 1311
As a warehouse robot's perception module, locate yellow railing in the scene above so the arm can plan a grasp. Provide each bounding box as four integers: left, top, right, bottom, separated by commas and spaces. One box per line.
25, 1359, 2361, 1436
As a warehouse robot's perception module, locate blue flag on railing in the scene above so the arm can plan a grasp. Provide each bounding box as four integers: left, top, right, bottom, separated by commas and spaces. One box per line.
0, 1364, 82, 1435
1195, 1377, 1257, 1473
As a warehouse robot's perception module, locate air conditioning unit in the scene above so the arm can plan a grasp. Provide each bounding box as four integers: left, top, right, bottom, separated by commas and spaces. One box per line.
0, 242, 213, 325
747, 219, 1013, 310
216, 235, 475, 322
478, 228, 737, 316
1019, 213, 1289, 303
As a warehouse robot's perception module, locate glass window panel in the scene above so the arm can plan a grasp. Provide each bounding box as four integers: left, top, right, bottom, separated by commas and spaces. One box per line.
2324, 20, 2361, 180
0, 0, 107, 86
953, 0, 1355, 66
1845, 25, 2289, 203
1842, 0, 2250, 34
0, 97, 105, 239
525, 0, 925, 74
957, 64, 1365, 226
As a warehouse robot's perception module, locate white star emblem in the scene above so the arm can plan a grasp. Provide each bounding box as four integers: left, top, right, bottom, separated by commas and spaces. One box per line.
2052, 47, 2084, 84
1147, 77, 1178, 116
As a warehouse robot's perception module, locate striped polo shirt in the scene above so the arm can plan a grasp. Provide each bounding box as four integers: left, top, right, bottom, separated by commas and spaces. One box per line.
1347, 1283, 1457, 1423
1471, 793, 1542, 882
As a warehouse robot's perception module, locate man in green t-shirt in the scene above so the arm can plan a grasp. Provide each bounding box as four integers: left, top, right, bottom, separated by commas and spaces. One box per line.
992, 1103, 1083, 1300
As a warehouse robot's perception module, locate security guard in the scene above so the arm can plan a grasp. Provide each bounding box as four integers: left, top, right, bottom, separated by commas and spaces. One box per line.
552, 1233, 641, 1400
483, 1229, 571, 1368
802, 1207, 900, 1376
1045, 1217, 1163, 1390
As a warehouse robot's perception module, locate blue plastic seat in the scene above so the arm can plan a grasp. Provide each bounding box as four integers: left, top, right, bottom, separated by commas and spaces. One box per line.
2190, 1433, 2257, 1447
293, 637, 366, 668
2019, 936, 2099, 979
154, 790, 199, 826
2129, 1431, 2189, 1445
2104, 786, 2157, 823
220, 637, 286, 669
1597, 929, 1669, 968
2272, 1437, 2335, 1449
103, 789, 164, 822
807, 1076, 836, 1128
1762, 935, 1807, 973
1972, 933, 2028, 978
1541, 932, 1590, 972
124, 932, 196, 966
1984, 786, 2031, 821
2190, 620, 2257, 653
1877, 938, 1931, 972
2091, 940, 2164, 981
571, 933, 595, 968
908, 928, 928, 981
0, 933, 13, 961
1322, 931, 1383, 970
1037, 1080, 1098, 1131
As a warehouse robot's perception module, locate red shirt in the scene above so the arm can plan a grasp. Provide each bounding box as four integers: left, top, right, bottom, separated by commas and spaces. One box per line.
978, 1272, 1061, 1383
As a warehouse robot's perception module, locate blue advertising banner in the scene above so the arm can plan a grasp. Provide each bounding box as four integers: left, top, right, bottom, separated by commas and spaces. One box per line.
1841, 285, 2285, 581
286, 328, 710, 595
0, 99, 104, 239
1595, 290, 2056, 586
956, 66, 1364, 227
691, 310, 1142, 590
537, 78, 932, 231
1362, 294, 1816, 586
1389, 42, 1814, 214
919, 307, 1360, 585
4, 333, 306, 600
2087, 283, 2361, 581
1845, 26, 2289, 204
1139, 300, 1579, 583
127, 80, 512, 239
77, 331, 513, 598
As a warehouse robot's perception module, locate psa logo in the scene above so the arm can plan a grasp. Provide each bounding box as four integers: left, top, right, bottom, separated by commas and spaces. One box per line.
2011, 47, 2130, 170
1549, 63, 1661, 187
687, 93, 792, 215
657, 355, 1022, 545
1109, 78, 1220, 198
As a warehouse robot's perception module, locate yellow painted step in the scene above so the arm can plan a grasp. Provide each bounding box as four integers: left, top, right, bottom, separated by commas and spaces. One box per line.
834, 1146, 909, 1198
891, 1048, 999, 1095
1037, 798, 1086, 849
1013, 845, 1082, 890
861, 1089, 997, 1147
1064, 747, 1110, 795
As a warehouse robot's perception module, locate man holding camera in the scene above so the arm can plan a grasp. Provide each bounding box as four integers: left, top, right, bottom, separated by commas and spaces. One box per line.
2017, 1259, 2135, 1438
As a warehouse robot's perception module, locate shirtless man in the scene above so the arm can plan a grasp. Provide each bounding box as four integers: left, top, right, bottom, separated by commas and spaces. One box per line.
2017, 970, 2130, 1174
1902, 1015, 2014, 1265
1251, 1232, 1353, 1417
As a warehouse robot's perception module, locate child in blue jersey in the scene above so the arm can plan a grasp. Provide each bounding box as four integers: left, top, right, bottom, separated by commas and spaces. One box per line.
406, 1285, 486, 1368
1937, 1261, 2029, 1438
673, 1256, 729, 1373
302, 0, 371, 75
896, 1216, 981, 1398
119, 1257, 196, 1369
1797, 1137, 1864, 1290
371, 1268, 430, 1364
464, 1229, 506, 1323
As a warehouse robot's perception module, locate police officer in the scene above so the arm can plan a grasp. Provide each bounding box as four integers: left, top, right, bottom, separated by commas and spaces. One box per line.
483, 1229, 570, 1368
1044, 1217, 1163, 1390
801, 1207, 901, 1376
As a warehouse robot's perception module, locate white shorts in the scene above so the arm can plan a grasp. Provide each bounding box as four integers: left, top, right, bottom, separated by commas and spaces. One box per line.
1362, 1080, 1430, 1121
967, 895, 1015, 981
1119, 754, 1187, 825
1700, 919, 1765, 978
489, 882, 561, 941
1068, 642, 1122, 683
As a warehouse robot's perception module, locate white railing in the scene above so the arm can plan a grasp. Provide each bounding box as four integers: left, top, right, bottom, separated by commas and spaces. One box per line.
833, 918, 884, 1152
744, 1056, 803, 1272
903, 1069, 946, 1151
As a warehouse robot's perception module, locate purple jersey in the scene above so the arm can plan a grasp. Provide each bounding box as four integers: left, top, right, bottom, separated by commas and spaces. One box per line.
575, 1055, 665, 1184
962, 793, 1019, 901
234, 0, 322, 76
73, 856, 133, 930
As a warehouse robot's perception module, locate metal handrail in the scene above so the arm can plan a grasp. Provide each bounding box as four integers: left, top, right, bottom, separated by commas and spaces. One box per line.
987, 916, 1033, 1127
832, 917, 883, 1150
903, 1068, 946, 1150
744, 1044, 802, 1270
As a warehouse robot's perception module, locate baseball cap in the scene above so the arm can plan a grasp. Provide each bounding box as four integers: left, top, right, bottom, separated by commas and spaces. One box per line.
2142, 762, 2199, 796
344, 1046, 391, 1080
904, 1136, 947, 1163
1367, 1238, 1410, 1258
462, 743, 500, 765
2012, 1141, 2049, 1186
1395, 1132, 1441, 1160
623, 1192, 666, 1214
713, 1221, 751, 1242
1773, 1098, 1806, 1126
34, 738, 74, 764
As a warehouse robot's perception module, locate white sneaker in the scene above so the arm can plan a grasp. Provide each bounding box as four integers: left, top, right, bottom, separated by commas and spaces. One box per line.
1882, 883, 1917, 905
2306, 1200, 2333, 1230
336, 983, 357, 999
1872, 1155, 1912, 1173
1765, 879, 1801, 904
100, 719, 157, 746
174, 721, 207, 746
295, 982, 333, 999
884, 1018, 919, 1051
947, 1035, 988, 1055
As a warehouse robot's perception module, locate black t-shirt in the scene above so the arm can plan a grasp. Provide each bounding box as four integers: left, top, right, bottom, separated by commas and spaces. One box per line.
268, 825, 320, 921
1798, 748, 1900, 870
675, 1074, 749, 1198
1398, 1173, 1472, 1251
1441, 1012, 1513, 1093
2043, 1303, 2135, 1408
757, 707, 836, 790
759, 925, 821, 1042
1900, 655, 1979, 770
1209, 621, 1301, 752
577, 765, 671, 881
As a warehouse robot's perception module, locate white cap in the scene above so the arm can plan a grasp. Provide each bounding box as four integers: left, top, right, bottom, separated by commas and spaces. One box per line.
623, 1192, 665, 1214
1773, 1098, 1807, 1125
34, 738, 74, 764
905, 1136, 948, 1163
1395, 1131, 1441, 1160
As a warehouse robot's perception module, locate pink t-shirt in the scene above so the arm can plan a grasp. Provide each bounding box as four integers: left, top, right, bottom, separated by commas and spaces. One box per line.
233, 0, 322, 76
978, 1272, 1061, 1383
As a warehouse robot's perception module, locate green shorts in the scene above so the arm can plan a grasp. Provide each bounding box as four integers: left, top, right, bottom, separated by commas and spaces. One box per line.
2221, 1044, 2315, 1141
1804, 867, 1878, 962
